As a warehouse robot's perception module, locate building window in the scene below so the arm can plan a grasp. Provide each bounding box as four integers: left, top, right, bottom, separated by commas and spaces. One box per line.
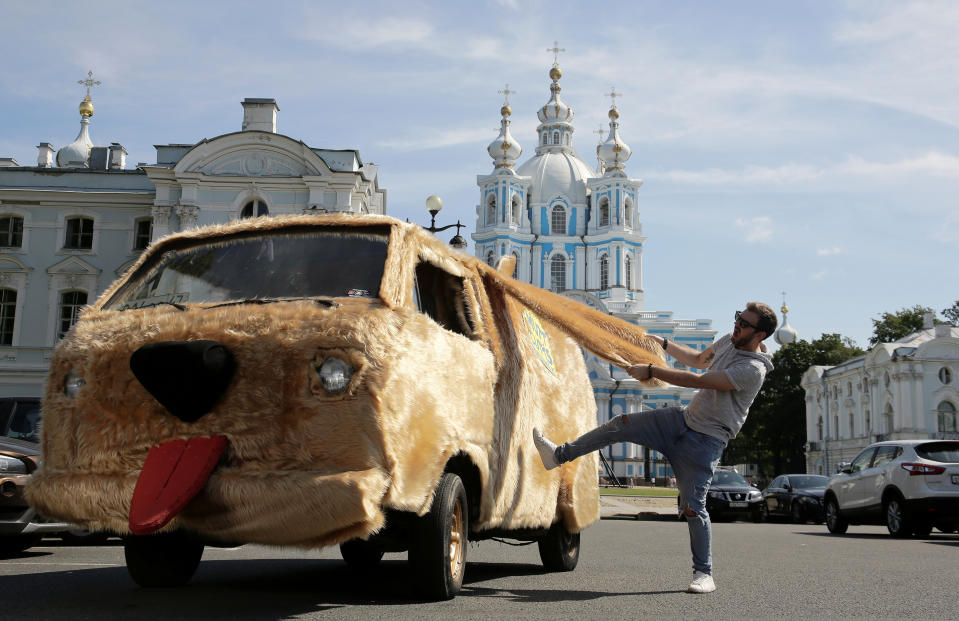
64, 217, 94, 249
625, 255, 632, 289
58, 291, 87, 340
511, 196, 521, 225
599, 197, 609, 227
552, 132, 560, 145
240, 200, 269, 218
550, 255, 566, 292
624, 197, 633, 228
884, 405, 894, 434
834, 415, 839, 439
134, 218, 152, 250
511, 252, 519, 278
938, 401, 957, 433
0, 216, 23, 248
551, 205, 566, 234
940, 367, 953, 385
486, 251, 494, 267
542, 133, 548, 146
486, 195, 496, 226
0, 288, 16, 346
817, 417, 823, 441
848, 412, 855, 437
599, 254, 609, 290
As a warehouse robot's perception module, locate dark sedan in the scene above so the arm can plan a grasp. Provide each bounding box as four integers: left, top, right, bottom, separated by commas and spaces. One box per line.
760, 474, 829, 524
679, 469, 763, 522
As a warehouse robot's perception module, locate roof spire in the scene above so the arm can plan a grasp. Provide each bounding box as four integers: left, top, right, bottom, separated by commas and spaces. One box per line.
597, 86, 631, 176
775, 291, 798, 345
488, 84, 522, 172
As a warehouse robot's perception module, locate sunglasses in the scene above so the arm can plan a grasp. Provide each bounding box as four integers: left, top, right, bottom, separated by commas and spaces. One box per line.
735, 310, 760, 331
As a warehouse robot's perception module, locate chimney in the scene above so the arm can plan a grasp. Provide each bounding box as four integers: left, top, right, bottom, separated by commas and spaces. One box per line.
922, 312, 935, 330
37, 143, 55, 167
109, 143, 127, 169
241, 98, 279, 133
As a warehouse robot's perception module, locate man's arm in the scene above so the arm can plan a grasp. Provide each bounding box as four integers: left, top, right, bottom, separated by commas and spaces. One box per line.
626, 364, 735, 391
647, 334, 715, 370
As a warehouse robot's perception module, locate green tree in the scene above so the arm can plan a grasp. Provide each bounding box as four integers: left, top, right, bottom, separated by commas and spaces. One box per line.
869, 305, 935, 346
724, 334, 864, 478
943, 300, 959, 326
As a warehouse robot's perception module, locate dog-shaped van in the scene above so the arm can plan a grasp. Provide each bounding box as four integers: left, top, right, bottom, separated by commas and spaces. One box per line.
28, 213, 663, 599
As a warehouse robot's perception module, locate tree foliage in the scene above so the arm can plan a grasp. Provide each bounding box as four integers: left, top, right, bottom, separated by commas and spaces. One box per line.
869, 305, 934, 346
943, 300, 959, 326
724, 334, 864, 479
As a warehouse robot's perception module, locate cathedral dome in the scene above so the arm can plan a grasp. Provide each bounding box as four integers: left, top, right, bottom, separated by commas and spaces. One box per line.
515, 150, 596, 205
56, 117, 93, 167
775, 300, 798, 345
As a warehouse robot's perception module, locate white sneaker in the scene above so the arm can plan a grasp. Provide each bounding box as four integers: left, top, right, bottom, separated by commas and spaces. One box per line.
687, 570, 716, 593
532, 428, 560, 470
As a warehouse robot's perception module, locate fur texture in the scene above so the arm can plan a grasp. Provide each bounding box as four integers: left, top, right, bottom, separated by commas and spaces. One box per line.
29, 214, 663, 546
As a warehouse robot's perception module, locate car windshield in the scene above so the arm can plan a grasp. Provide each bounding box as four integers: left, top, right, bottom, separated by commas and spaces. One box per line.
788, 475, 829, 489
104, 227, 390, 310
0, 400, 41, 443
711, 470, 750, 487
915, 442, 959, 464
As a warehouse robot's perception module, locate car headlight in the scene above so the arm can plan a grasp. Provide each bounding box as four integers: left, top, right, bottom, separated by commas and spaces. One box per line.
748, 490, 761, 500
316, 357, 353, 394
708, 491, 723, 499
0, 455, 27, 475
64, 371, 86, 397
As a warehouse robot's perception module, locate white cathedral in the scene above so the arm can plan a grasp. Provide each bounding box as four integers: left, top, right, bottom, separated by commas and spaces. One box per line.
471, 61, 716, 482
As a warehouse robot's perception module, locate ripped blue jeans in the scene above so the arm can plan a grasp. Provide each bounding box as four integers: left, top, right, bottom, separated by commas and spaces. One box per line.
555, 407, 725, 575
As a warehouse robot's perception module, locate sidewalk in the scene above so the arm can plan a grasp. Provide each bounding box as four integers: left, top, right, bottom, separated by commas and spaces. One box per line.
599, 493, 678, 521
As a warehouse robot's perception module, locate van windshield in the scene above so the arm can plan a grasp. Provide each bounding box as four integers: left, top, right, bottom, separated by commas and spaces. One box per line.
104, 228, 389, 310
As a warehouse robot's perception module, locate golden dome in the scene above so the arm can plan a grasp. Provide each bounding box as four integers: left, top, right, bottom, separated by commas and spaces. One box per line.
549, 66, 562, 80
608, 107, 620, 120
781, 303, 789, 314
501, 105, 512, 117
79, 96, 94, 117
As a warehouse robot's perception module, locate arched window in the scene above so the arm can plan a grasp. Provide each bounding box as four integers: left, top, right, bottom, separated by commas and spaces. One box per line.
938, 401, 957, 433
624, 198, 633, 228
550, 255, 566, 292
241, 200, 269, 218
511, 196, 521, 225
64, 216, 94, 249
599, 197, 609, 227
486, 250, 494, 267
564, 133, 570, 145
865, 410, 871, 435
552, 131, 560, 145
0, 216, 24, 248
848, 412, 855, 437
625, 255, 632, 289
834, 415, 840, 439
0, 288, 16, 346
551, 205, 566, 234
884, 404, 894, 434
511, 252, 520, 279
486, 194, 496, 226
940, 367, 953, 385
58, 290, 87, 340
542, 133, 548, 146
599, 254, 609, 290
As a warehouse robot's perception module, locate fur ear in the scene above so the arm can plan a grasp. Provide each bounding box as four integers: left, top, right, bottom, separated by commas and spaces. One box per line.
494, 254, 516, 276
479, 264, 666, 385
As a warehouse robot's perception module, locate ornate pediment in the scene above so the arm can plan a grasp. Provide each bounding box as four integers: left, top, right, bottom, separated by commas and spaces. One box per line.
47, 256, 101, 276
201, 152, 311, 178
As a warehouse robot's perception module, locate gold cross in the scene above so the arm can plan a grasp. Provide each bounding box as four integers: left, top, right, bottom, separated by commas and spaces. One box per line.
546, 41, 565, 66
498, 84, 515, 106
78, 70, 101, 98
605, 86, 621, 109
594, 124, 606, 144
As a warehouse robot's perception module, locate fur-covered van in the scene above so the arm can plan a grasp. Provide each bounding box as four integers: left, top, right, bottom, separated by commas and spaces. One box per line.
28, 213, 664, 599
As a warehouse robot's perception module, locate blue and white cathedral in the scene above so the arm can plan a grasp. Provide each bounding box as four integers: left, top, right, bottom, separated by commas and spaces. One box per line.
472, 61, 717, 482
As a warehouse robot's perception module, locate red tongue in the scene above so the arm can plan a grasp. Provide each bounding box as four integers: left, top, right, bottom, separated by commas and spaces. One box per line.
129, 435, 227, 536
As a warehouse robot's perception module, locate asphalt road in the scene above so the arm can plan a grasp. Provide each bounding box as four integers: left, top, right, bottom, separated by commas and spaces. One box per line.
2, 519, 957, 620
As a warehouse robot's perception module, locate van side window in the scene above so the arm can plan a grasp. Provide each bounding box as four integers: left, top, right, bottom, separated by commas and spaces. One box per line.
414, 261, 476, 338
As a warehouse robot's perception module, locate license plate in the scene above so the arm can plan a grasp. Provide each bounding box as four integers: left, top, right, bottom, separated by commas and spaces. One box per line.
952, 474, 959, 484
728, 502, 747, 508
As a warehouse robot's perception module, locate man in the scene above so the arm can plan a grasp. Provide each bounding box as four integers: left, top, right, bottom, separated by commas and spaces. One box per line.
533, 302, 776, 594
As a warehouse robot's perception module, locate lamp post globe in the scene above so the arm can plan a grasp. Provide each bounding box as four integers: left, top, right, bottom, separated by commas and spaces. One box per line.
425, 195, 443, 217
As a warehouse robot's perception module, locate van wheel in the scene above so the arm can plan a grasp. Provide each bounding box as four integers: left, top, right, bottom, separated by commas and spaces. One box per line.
884, 495, 913, 538
409, 473, 468, 600
124, 533, 204, 587
538, 519, 580, 571
825, 497, 847, 534
340, 539, 384, 569
912, 520, 933, 538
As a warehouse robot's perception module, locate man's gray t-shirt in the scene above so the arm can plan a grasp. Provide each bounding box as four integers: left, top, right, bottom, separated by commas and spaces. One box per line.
684, 333, 774, 444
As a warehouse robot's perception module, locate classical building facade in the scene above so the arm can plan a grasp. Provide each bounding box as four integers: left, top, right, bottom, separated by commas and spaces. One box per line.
0, 91, 384, 397
472, 62, 716, 482
801, 318, 959, 475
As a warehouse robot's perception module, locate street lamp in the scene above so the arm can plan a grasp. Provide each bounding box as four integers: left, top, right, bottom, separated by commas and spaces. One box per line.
423, 195, 467, 249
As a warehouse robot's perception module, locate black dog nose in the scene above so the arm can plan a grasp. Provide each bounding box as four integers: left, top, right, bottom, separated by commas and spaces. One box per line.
130, 340, 236, 423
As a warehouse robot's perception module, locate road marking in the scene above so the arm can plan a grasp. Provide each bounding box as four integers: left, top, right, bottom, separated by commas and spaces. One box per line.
0, 561, 120, 567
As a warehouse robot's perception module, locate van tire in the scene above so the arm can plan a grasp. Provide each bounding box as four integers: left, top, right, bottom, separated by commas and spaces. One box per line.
538, 519, 580, 571
340, 539, 384, 569
124, 533, 204, 587
409, 473, 468, 600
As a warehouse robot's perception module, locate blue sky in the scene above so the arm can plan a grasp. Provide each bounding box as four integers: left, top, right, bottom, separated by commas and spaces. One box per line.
1, 0, 956, 350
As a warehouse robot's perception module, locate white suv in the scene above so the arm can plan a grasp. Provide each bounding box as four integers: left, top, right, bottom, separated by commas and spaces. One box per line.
823, 440, 959, 537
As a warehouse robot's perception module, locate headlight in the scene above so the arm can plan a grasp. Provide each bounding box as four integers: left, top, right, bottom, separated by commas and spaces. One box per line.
316, 357, 353, 394
708, 491, 723, 499
748, 490, 761, 500
64, 371, 86, 397
0, 455, 27, 475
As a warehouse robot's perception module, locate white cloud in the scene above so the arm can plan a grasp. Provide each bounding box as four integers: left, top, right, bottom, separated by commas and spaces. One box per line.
376, 126, 493, 151
810, 269, 830, 281
817, 247, 844, 256
736, 216, 773, 243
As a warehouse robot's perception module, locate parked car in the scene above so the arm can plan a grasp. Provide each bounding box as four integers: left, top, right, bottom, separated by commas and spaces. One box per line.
0, 398, 71, 555
760, 474, 829, 523
824, 440, 959, 537
28, 214, 664, 599
679, 468, 762, 522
